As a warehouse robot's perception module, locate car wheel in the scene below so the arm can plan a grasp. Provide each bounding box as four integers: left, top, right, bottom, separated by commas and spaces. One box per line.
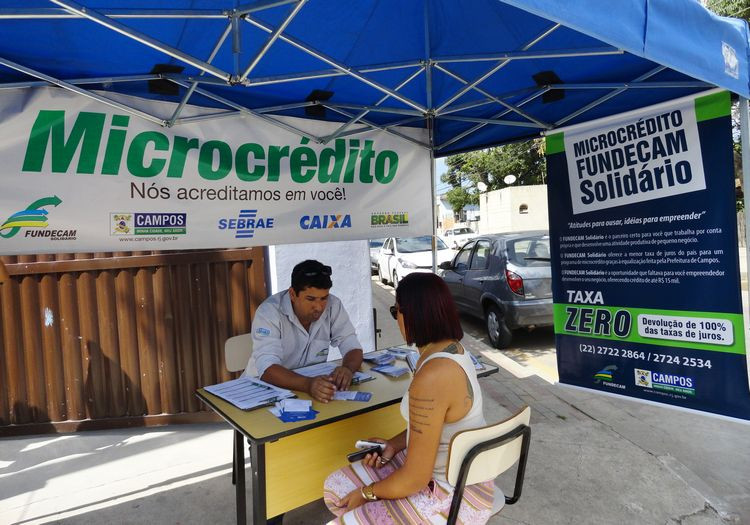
392, 270, 399, 289
485, 304, 512, 349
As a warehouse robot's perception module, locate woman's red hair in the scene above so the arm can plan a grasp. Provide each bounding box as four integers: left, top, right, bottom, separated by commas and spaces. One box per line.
395, 272, 463, 346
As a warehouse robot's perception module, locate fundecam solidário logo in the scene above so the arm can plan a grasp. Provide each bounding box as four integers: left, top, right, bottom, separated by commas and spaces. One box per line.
0, 195, 76, 241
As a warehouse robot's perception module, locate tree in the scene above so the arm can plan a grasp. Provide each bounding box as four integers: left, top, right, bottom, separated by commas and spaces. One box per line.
704, 0, 750, 20
440, 139, 546, 214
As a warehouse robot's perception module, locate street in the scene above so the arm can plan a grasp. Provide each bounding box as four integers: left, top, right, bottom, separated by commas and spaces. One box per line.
370, 275, 559, 383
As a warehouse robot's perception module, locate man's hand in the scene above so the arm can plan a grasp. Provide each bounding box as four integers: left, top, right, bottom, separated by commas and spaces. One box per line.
331, 365, 354, 390
308, 375, 336, 402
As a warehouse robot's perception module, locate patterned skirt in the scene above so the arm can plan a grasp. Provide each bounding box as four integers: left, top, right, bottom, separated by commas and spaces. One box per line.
323, 451, 494, 524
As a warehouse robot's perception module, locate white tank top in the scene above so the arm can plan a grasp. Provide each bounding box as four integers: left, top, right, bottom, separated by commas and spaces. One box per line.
399, 349, 485, 483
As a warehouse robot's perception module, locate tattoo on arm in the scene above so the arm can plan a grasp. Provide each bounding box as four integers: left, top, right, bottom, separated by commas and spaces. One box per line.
444, 343, 460, 354
409, 396, 436, 433
464, 374, 474, 405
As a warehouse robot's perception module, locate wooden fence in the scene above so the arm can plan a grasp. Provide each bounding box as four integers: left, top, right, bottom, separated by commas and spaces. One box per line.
0, 248, 265, 435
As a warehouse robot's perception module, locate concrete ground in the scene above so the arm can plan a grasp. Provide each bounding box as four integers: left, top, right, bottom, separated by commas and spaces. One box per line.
1, 329, 748, 525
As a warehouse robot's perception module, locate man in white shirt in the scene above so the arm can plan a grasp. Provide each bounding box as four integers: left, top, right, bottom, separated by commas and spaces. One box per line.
247, 259, 364, 403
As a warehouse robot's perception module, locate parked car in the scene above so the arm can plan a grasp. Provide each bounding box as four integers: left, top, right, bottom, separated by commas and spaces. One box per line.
438, 231, 552, 348
440, 226, 478, 249
377, 235, 454, 288
369, 238, 385, 273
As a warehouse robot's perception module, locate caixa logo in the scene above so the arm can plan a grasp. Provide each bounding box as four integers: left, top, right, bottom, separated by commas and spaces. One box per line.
300, 214, 352, 229
218, 209, 275, 239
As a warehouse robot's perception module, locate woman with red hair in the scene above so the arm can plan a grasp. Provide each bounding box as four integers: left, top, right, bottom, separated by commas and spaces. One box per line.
323, 272, 494, 524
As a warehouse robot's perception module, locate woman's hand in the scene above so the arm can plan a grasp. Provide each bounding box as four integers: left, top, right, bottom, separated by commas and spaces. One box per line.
337, 487, 367, 511
361, 437, 399, 469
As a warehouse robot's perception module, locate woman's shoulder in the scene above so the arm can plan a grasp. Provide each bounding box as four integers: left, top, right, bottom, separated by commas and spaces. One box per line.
414, 354, 466, 384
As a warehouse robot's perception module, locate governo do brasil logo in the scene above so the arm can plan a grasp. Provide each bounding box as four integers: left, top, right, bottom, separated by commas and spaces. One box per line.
0, 196, 61, 238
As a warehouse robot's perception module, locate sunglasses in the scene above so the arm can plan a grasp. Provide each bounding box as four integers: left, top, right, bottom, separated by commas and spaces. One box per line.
389, 305, 399, 320
301, 265, 332, 277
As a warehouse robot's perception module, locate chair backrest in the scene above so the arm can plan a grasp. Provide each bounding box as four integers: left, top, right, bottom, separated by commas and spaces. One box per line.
225, 333, 254, 374
446, 406, 531, 487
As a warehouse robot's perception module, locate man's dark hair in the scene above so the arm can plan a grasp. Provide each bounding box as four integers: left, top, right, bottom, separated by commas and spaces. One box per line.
395, 272, 463, 346
291, 260, 333, 292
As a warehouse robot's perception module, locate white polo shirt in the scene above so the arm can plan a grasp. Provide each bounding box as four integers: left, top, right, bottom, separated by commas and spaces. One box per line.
247, 290, 362, 378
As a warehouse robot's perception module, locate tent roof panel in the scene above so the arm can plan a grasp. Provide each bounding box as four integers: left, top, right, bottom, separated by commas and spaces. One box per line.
0, 0, 746, 155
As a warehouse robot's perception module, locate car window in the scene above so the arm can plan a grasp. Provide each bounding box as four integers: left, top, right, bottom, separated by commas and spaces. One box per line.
454, 241, 475, 271
395, 236, 448, 253
470, 240, 491, 270
383, 238, 392, 251
507, 235, 550, 267
454, 227, 474, 235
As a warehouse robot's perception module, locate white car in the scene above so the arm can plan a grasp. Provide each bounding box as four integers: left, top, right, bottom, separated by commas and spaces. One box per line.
377, 236, 455, 288
440, 226, 478, 249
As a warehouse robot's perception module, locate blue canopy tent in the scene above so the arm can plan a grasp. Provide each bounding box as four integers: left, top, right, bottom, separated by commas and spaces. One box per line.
0, 0, 747, 157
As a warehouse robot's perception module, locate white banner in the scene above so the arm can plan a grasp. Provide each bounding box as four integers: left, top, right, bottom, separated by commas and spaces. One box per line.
0, 88, 432, 254
561, 95, 706, 215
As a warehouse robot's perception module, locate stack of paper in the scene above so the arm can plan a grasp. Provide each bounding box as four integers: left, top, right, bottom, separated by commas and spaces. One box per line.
269, 399, 318, 422
386, 346, 415, 360
363, 350, 396, 366
204, 376, 295, 411
371, 363, 409, 377
293, 362, 375, 384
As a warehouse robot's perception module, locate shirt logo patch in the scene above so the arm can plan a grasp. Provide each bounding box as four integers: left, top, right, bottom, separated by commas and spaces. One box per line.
316, 348, 330, 357
255, 327, 271, 336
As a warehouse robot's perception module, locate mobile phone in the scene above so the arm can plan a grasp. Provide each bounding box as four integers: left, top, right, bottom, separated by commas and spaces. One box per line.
347, 445, 382, 462
355, 440, 385, 450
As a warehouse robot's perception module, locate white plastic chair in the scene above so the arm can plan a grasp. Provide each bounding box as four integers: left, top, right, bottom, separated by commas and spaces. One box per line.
225, 333, 254, 485
225, 333, 254, 374
444, 406, 531, 524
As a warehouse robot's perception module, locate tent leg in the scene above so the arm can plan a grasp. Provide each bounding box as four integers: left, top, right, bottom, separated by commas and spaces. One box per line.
429, 120, 437, 274
740, 97, 750, 386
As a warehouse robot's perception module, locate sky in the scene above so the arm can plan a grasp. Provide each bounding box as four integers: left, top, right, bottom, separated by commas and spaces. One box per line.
435, 157, 450, 195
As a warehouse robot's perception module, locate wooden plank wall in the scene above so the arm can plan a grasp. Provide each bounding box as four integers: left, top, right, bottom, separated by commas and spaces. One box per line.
0, 248, 266, 434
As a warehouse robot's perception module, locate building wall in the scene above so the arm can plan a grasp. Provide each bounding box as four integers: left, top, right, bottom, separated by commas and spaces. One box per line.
269, 240, 375, 358
479, 185, 550, 233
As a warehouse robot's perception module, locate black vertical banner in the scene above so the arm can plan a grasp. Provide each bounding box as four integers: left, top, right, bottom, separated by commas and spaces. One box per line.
546, 90, 750, 421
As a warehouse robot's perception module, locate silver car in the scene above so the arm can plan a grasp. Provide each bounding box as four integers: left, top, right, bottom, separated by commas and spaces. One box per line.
369, 238, 385, 273
439, 231, 552, 348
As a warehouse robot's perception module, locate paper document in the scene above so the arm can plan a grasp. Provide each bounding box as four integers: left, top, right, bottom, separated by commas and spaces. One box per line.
333, 391, 372, 402
293, 362, 375, 384
204, 376, 295, 411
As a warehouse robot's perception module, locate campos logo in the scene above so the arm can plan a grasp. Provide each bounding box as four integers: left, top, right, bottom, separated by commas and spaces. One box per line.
0, 195, 76, 241
300, 214, 352, 229
371, 211, 409, 227
218, 209, 274, 239
635, 368, 695, 396
111, 213, 187, 235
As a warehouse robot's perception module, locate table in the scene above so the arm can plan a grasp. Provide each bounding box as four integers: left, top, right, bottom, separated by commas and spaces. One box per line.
196, 357, 498, 524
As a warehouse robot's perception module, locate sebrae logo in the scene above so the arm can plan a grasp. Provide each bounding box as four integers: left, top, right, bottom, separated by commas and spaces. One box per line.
300, 214, 352, 229
371, 211, 409, 227
111, 213, 187, 236
218, 209, 274, 239
0, 196, 76, 241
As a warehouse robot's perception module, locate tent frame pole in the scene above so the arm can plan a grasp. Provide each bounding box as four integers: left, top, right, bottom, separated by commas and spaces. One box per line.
243, 14, 427, 112
167, 21, 234, 126
740, 97, 750, 369
436, 23, 560, 112
434, 63, 551, 129
0, 56, 164, 125
50, 0, 232, 82
436, 89, 547, 151
322, 67, 425, 143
